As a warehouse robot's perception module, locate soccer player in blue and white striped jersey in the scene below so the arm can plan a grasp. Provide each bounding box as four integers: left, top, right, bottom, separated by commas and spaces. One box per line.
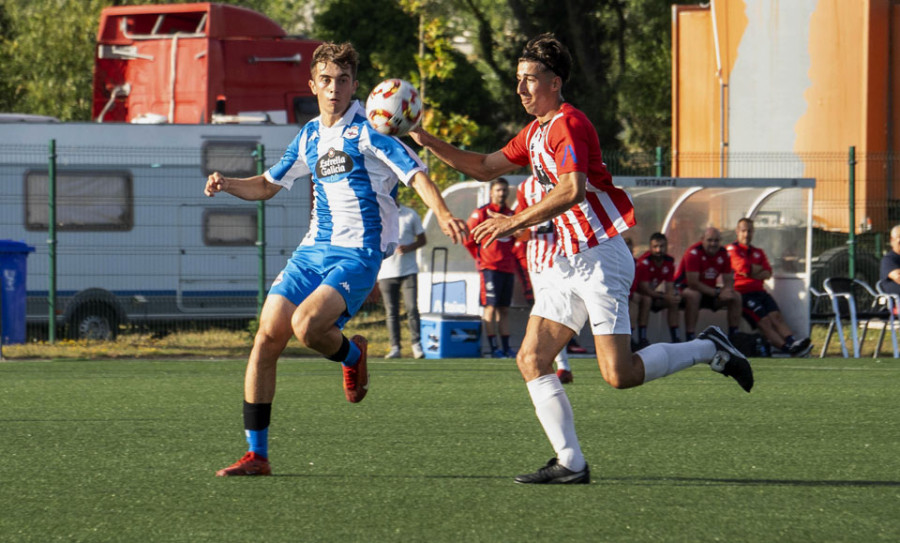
205, 42, 468, 477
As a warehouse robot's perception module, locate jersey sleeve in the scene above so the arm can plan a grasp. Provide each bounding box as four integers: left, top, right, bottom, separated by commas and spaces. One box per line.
411, 212, 425, 236
683, 249, 701, 273
720, 250, 734, 274
265, 131, 308, 190
515, 183, 529, 212
547, 115, 592, 176
464, 208, 483, 260
501, 125, 532, 167
362, 125, 426, 186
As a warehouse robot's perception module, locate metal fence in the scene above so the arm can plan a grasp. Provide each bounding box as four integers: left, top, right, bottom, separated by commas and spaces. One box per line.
1, 140, 895, 342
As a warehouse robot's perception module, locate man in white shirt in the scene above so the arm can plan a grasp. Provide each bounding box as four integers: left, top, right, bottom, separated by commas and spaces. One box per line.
378, 200, 427, 358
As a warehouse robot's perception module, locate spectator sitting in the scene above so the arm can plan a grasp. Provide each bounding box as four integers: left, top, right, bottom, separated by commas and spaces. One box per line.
674, 227, 742, 340
880, 224, 900, 297
726, 218, 811, 356
634, 232, 682, 349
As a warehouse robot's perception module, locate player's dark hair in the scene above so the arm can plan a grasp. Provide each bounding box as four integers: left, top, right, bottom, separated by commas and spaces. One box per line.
650, 232, 668, 244
311, 42, 359, 78
519, 33, 572, 83
491, 177, 509, 189
737, 217, 754, 228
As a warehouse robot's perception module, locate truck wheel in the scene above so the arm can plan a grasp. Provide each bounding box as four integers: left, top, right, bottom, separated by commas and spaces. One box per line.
69, 308, 119, 340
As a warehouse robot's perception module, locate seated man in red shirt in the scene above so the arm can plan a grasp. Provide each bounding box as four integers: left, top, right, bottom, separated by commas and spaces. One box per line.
674, 227, 742, 340
634, 232, 682, 349
726, 218, 811, 356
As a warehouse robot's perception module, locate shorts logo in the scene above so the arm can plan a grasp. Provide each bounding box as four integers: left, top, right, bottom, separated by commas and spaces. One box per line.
316, 148, 354, 179
340, 281, 351, 292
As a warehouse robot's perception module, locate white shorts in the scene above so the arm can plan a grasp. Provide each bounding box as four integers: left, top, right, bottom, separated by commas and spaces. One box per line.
531, 235, 634, 336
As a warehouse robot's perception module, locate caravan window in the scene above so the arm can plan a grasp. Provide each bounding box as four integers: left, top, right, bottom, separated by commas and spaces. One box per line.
202, 141, 258, 177
203, 208, 257, 246
24, 170, 133, 231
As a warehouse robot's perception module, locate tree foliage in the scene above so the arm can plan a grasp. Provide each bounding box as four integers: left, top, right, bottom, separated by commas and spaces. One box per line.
0, 0, 680, 155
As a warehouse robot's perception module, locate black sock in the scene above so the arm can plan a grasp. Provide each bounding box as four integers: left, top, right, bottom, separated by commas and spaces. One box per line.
501, 335, 511, 351
327, 336, 351, 362
243, 400, 272, 431
670, 327, 681, 342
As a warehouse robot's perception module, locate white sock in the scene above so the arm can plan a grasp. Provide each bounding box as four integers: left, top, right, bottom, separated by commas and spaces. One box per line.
554, 349, 570, 370
638, 339, 717, 383
526, 374, 585, 471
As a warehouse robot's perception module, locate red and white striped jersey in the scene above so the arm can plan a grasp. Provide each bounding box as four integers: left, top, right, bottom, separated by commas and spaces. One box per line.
502, 103, 634, 257
514, 176, 557, 273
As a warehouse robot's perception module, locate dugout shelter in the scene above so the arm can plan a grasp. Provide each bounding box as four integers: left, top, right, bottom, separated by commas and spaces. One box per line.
420, 176, 814, 351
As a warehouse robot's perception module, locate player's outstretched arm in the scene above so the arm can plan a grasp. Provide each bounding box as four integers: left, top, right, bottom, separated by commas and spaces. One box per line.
204, 172, 282, 201
409, 171, 468, 244
408, 126, 517, 182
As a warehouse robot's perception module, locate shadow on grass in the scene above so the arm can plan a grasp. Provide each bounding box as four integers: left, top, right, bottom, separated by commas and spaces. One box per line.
266, 474, 900, 487
602, 475, 900, 488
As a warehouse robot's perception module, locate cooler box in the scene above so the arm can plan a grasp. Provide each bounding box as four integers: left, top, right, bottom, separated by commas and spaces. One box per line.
420, 313, 482, 359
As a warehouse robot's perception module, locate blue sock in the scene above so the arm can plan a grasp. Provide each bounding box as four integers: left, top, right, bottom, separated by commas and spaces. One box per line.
246, 428, 269, 458
501, 335, 511, 351
342, 339, 361, 367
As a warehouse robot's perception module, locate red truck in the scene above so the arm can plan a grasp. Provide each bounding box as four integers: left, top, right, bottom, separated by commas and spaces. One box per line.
91, 2, 321, 125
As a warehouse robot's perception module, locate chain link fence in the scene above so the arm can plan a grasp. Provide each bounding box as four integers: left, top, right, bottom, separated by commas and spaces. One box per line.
2, 140, 895, 342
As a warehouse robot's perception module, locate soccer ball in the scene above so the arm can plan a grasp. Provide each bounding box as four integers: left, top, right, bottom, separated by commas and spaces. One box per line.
365, 79, 423, 136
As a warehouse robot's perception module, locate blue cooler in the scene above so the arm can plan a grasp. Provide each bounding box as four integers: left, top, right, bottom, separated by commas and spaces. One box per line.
420, 313, 482, 359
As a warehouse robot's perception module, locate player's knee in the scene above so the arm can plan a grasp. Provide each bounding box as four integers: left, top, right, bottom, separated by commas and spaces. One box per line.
290, 313, 317, 347
515, 349, 543, 381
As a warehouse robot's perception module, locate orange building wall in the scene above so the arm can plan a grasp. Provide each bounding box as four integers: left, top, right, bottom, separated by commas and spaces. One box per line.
673, 0, 899, 232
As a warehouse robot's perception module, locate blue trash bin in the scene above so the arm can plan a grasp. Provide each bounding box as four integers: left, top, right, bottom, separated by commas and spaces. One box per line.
0, 240, 36, 345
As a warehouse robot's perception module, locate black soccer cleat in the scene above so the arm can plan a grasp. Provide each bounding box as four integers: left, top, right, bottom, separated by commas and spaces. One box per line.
514, 457, 590, 485
788, 337, 812, 357
698, 325, 754, 392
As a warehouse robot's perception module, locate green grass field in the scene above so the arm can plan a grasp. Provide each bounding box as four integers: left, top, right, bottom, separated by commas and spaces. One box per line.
1, 356, 898, 542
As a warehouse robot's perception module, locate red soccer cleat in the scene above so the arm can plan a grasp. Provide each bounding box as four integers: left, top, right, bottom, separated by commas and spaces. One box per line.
556, 369, 574, 384
343, 335, 369, 403
215, 451, 271, 477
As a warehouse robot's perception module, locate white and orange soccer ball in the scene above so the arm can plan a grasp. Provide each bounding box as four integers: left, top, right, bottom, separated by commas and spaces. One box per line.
365, 79, 423, 136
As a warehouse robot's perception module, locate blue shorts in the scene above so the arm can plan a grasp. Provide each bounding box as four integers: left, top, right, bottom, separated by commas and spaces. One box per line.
268, 244, 382, 329
479, 269, 514, 307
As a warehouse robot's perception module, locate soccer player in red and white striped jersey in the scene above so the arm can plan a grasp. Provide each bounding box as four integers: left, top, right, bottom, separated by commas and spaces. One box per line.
514, 175, 573, 382
411, 33, 754, 485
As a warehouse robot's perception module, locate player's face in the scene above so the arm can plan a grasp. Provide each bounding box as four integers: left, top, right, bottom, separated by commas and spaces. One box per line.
650, 238, 667, 258
490, 183, 509, 206
702, 231, 721, 255
736, 221, 753, 245
516, 61, 561, 121
309, 61, 358, 125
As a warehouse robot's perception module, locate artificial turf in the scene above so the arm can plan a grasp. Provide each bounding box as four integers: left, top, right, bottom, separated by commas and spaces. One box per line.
1, 356, 898, 542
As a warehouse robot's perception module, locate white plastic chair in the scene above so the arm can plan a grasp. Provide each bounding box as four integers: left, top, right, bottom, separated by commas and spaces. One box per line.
822, 277, 898, 358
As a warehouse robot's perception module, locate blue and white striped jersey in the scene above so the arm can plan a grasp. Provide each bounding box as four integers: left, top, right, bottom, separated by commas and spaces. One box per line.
264, 100, 425, 254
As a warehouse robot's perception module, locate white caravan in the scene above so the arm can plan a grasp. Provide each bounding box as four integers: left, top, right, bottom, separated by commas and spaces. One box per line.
0, 122, 309, 339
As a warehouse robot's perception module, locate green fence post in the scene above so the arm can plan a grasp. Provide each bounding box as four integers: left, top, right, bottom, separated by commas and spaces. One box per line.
48, 139, 57, 343
255, 144, 266, 317
655, 146, 663, 177
848, 146, 856, 279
